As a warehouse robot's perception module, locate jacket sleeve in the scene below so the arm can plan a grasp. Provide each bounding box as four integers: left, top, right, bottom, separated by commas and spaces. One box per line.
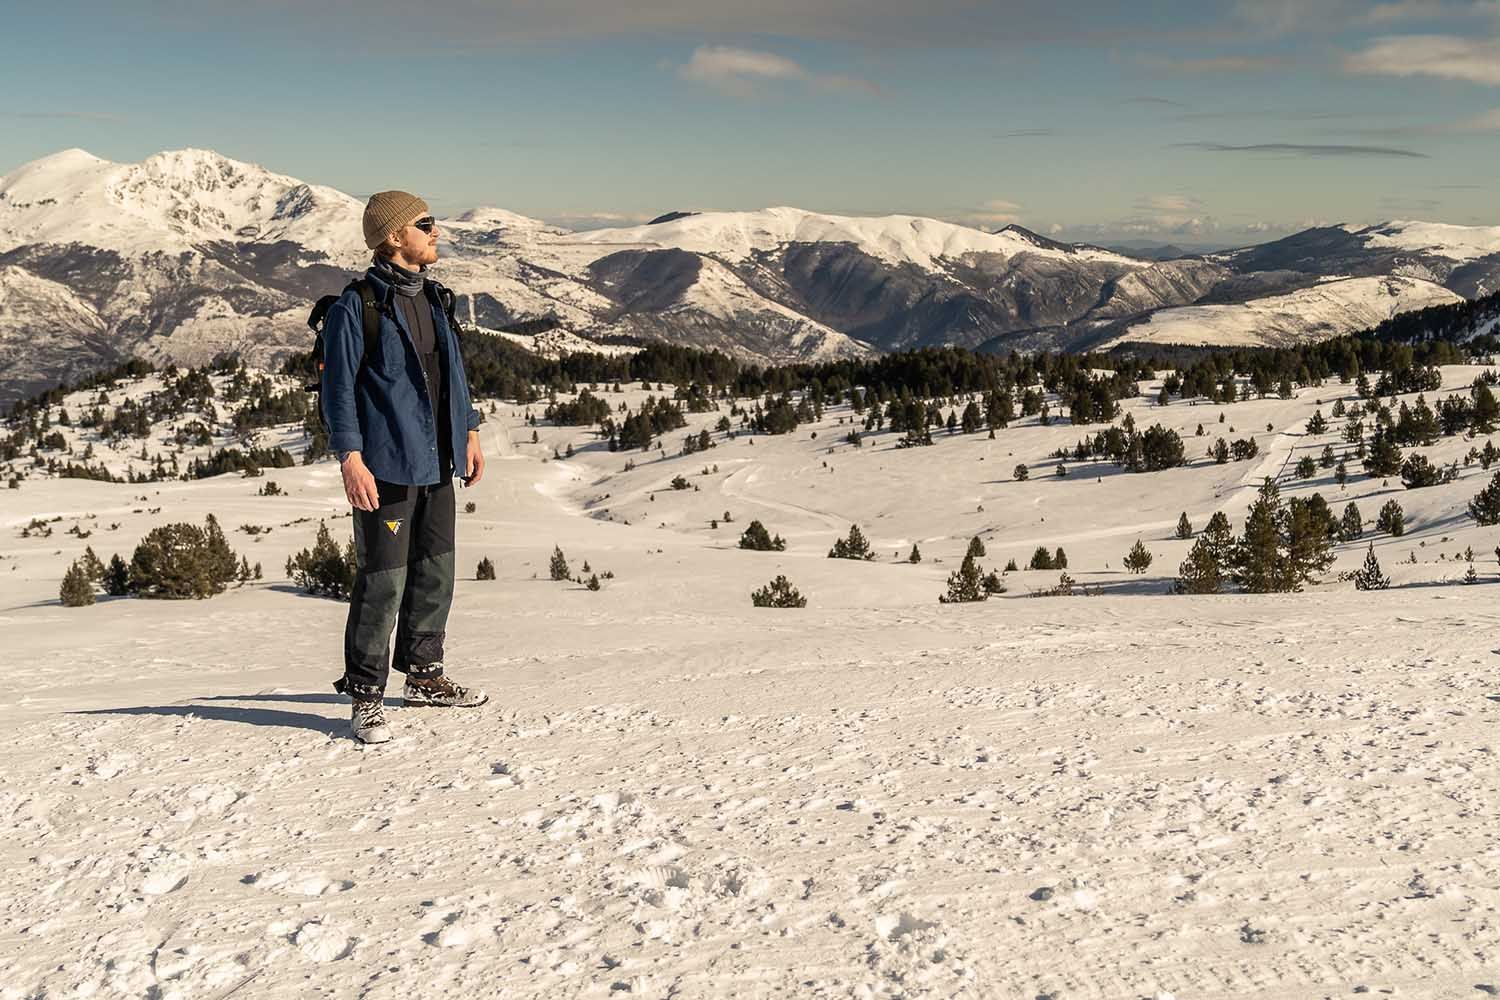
319, 292, 365, 453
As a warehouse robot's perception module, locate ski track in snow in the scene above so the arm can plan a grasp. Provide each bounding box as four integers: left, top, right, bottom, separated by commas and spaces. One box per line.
3, 381, 1500, 998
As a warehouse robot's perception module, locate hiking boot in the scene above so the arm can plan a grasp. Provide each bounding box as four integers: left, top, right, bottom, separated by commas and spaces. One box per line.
403, 673, 488, 708
351, 697, 392, 744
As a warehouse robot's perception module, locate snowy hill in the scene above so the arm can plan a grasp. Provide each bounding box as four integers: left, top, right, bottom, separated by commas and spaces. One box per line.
2, 146, 1498, 404
557, 205, 1135, 270
1101, 275, 1466, 349
4, 361, 1500, 997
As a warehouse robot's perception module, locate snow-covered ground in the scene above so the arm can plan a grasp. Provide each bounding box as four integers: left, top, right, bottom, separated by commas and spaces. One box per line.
1106, 276, 1464, 349
2, 372, 1499, 998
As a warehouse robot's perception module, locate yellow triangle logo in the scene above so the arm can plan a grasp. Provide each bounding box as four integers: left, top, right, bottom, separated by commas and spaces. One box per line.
384, 519, 403, 535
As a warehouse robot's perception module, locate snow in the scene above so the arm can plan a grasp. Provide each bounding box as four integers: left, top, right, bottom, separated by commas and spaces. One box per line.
1347, 220, 1500, 262
1105, 275, 1464, 349
558, 205, 1140, 270
3, 369, 1500, 997
0, 147, 365, 260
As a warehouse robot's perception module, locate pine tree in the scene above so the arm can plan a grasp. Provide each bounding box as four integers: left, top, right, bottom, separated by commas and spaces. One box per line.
1400, 453, 1440, 489
1123, 539, 1153, 574
1376, 499, 1406, 537
829, 524, 875, 560
1284, 497, 1335, 589
1306, 409, 1328, 435
80, 545, 106, 583
908, 543, 922, 564
1175, 512, 1193, 539
477, 556, 496, 580
549, 545, 571, 580
1339, 502, 1363, 541
939, 553, 988, 604
60, 561, 95, 607
1467, 470, 1500, 526
1363, 426, 1403, 477
1174, 536, 1224, 594
1296, 455, 1316, 479
104, 553, 130, 596
1203, 511, 1234, 563
1231, 478, 1293, 593
1014, 463, 1029, 481
966, 536, 986, 559
1027, 546, 1054, 570
1053, 547, 1068, 569
1334, 460, 1348, 488
1212, 438, 1230, 464
1474, 381, 1500, 434
1351, 543, 1390, 590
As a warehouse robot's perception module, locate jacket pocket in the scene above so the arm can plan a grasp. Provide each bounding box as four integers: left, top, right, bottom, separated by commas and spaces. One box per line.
378, 321, 407, 378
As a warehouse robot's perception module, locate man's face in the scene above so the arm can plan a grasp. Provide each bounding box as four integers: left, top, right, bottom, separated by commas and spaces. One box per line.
394, 215, 440, 265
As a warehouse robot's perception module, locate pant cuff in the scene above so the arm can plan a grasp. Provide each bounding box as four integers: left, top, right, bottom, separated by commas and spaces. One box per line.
334, 677, 385, 700
404, 662, 445, 679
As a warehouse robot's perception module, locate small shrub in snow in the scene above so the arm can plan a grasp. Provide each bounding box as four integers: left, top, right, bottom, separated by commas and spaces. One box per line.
752, 575, 806, 608
1123, 539, 1153, 574
477, 557, 496, 580
1351, 544, 1390, 590
285, 521, 357, 600
130, 514, 241, 600
738, 520, 786, 552
939, 554, 988, 604
829, 524, 875, 560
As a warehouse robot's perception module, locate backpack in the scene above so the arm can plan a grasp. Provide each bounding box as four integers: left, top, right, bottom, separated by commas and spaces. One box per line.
305, 277, 383, 396
305, 276, 469, 429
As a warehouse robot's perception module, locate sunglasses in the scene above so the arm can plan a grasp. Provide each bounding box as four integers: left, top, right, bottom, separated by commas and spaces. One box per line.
410, 216, 437, 234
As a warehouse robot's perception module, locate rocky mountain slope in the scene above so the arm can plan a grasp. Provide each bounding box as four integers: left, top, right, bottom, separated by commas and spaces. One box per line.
2, 147, 1495, 404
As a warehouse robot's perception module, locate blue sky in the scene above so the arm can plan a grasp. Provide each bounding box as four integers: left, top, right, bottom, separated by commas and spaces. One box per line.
4, 0, 1498, 246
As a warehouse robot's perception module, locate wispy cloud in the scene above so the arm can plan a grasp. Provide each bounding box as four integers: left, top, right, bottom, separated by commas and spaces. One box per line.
1122, 96, 1193, 109
1175, 141, 1429, 158
1345, 107, 1500, 136
1142, 54, 1291, 73
948, 198, 1026, 228
0, 110, 126, 123
676, 45, 877, 98
545, 211, 656, 231
1344, 35, 1500, 85
1364, 0, 1500, 22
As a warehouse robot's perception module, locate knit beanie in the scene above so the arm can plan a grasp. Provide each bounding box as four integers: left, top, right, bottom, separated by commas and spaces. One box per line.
362, 190, 431, 250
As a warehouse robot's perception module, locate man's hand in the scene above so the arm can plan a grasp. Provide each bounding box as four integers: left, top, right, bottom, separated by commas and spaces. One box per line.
463, 430, 485, 487
341, 452, 379, 511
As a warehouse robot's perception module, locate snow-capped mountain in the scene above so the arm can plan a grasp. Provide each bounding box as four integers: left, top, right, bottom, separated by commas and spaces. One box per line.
1, 146, 1497, 405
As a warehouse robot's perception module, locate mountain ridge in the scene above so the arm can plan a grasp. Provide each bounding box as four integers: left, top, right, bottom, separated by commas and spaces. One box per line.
1, 146, 1496, 404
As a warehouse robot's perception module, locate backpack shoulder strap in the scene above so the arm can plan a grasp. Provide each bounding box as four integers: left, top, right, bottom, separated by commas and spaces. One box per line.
430, 280, 464, 337
350, 277, 382, 360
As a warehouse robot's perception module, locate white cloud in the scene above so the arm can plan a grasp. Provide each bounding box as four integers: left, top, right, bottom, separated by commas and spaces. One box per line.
1345, 34, 1500, 85
1137, 194, 1204, 213
679, 46, 805, 96
676, 46, 877, 98
948, 199, 1025, 228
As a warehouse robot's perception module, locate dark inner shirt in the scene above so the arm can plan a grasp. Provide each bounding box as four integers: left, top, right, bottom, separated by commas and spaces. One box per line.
393, 292, 452, 482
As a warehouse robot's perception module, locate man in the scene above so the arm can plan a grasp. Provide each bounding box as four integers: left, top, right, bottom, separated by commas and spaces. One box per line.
320, 190, 488, 744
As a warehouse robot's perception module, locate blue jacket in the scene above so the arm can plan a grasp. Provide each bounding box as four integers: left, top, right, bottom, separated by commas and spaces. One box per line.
320, 267, 482, 485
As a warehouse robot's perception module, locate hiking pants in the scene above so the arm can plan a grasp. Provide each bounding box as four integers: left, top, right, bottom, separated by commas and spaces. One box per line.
335, 478, 456, 699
